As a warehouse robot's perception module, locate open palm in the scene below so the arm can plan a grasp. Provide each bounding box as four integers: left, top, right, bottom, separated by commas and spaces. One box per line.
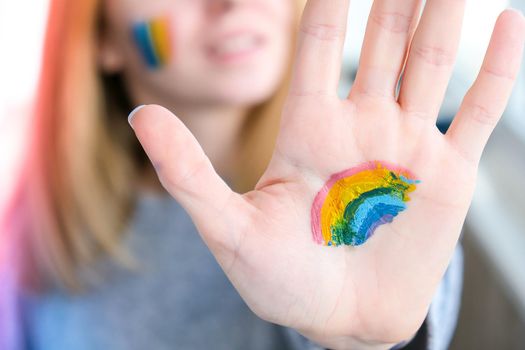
129, 1, 525, 349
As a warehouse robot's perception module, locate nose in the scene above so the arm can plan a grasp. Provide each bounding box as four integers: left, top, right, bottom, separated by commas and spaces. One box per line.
206, 0, 240, 16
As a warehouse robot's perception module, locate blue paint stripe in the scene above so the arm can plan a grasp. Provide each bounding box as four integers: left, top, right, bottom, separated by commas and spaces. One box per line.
357, 204, 403, 237
132, 22, 160, 68
399, 174, 420, 184
349, 194, 406, 233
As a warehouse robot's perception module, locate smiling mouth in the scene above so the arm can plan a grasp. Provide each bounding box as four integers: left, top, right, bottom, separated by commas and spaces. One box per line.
207, 32, 266, 65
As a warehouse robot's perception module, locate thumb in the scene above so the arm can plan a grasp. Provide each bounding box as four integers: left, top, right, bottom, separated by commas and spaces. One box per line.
128, 104, 248, 259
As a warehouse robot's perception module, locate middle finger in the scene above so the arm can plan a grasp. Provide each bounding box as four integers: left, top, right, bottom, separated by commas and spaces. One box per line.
349, 0, 422, 100
398, 0, 466, 120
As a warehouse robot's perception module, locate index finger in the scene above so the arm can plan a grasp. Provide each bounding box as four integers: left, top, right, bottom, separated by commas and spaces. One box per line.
289, 0, 350, 97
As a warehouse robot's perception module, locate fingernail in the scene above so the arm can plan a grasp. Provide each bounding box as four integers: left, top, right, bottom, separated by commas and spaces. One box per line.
128, 104, 146, 128
508, 8, 524, 19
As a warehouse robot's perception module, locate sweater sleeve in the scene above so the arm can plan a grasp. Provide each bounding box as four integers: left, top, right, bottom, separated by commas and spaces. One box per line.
425, 242, 464, 350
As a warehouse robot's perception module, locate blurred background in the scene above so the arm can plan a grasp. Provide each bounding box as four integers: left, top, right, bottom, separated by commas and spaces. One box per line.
0, 0, 524, 349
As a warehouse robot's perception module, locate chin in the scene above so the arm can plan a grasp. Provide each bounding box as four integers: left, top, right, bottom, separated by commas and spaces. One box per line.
221, 84, 278, 106
212, 68, 286, 106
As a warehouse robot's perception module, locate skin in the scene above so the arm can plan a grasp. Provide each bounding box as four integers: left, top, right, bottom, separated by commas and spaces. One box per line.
119, 0, 525, 349
99, 0, 294, 182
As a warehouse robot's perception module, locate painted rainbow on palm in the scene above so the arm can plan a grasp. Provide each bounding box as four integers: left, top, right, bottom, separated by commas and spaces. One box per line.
311, 161, 420, 247
132, 16, 172, 69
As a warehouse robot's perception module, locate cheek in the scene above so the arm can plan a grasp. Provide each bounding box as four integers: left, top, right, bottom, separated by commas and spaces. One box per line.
131, 15, 174, 70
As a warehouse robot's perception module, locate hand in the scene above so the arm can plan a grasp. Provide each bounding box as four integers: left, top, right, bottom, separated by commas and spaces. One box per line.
128, 1, 525, 349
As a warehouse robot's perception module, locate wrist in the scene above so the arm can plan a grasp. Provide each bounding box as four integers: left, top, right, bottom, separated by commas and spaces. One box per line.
299, 332, 398, 350
299, 325, 421, 350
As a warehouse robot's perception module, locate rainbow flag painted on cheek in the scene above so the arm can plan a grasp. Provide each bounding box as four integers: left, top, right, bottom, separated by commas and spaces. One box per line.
311, 161, 420, 247
132, 16, 172, 69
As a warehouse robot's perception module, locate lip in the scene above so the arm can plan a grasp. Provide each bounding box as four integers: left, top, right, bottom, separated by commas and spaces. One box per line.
206, 29, 266, 66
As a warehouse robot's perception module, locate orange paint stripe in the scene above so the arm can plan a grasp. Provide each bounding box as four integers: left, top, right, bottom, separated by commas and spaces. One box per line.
149, 17, 171, 65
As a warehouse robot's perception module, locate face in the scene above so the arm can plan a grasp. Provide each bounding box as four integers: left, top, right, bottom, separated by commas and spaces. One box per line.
99, 0, 295, 108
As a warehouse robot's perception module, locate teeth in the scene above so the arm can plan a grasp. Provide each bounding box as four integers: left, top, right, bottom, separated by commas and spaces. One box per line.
213, 35, 259, 55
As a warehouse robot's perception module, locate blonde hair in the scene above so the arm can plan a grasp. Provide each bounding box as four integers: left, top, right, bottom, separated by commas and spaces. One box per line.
4, 0, 305, 290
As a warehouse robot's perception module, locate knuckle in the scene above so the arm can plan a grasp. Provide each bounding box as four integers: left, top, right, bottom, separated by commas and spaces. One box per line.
300, 22, 345, 42
412, 45, 455, 67
370, 11, 413, 34
403, 106, 432, 121
464, 100, 500, 127
161, 157, 210, 193
481, 65, 516, 81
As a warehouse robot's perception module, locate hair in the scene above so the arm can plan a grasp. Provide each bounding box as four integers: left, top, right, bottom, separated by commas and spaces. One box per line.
2, 0, 306, 291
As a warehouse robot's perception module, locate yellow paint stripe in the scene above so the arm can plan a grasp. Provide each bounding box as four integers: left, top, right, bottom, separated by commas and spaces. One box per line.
150, 17, 171, 65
